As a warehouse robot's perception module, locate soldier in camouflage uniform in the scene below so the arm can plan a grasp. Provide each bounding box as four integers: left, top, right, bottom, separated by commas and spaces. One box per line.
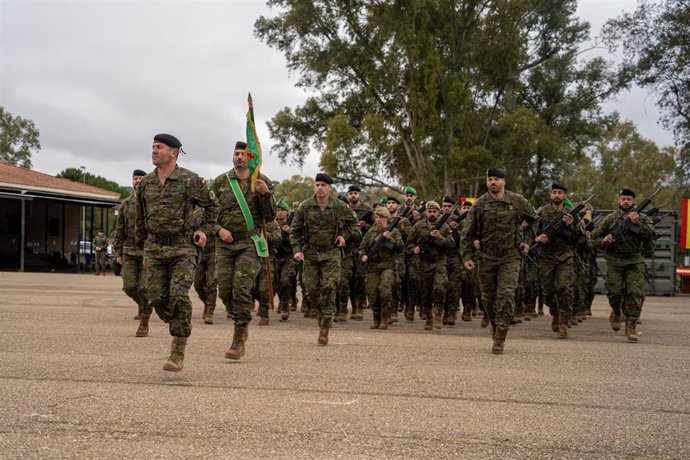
135, 134, 217, 372
407, 201, 454, 331
93, 230, 108, 275
532, 183, 580, 339
360, 206, 403, 329
591, 188, 655, 342
461, 168, 536, 354
401, 187, 419, 321
252, 219, 281, 325
344, 185, 372, 321
113, 169, 149, 335
192, 205, 218, 325
385, 196, 409, 323
458, 201, 481, 322
275, 200, 296, 321
442, 197, 462, 326
210, 141, 276, 360
290, 173, 357, 346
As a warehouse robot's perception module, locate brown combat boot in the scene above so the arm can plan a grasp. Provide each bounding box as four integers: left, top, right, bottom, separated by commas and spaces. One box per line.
163, 337, 187, 372
609, 309, 622, 331
491, 326, 509, 355
491, 321, 497, 339
389, 310, 399, 324
432, 305, 443, 330
424, 310, 433, 330
259, 306, 269, 326
280, 302, 289, 321
626, 317, 638, 342
379, 310, 389, 330
480, 313, 490, 328
351, 303, 363, 321
135, 314, 150, 337
551, 310, 560, 332
318, 316, 332, 345
204, 304, 215, 324
558, 311, 568, 339
370, 311, 381, 329
225, 324, 248, 360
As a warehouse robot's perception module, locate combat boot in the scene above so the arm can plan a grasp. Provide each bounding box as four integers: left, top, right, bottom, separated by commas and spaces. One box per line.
259, 306, 269, 326
491, 326, 509, 355
280, 302, 290, 321
318, 316, 332, 345
432, 305, 443, 330
551, 310, 560, 332
379, 310, 389, 330
557, 311, 568, 339
163, 337, 187, 372
204, 305, 214, 325
491, 321, 497, 339
389, 310, 399, 324
225, 324, 248, 360
609, 309, 622, 331
626, 317, 638, 342
370, 311, 381, 329
424, 310, 433, 330
481, 313, 490, 328
462, 306, 472, 322
351, 304, 363, 321
135, 314, 150, 337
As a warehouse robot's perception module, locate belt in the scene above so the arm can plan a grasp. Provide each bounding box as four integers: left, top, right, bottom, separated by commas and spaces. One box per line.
147, 233, 190, 246
307, 245, 336, 253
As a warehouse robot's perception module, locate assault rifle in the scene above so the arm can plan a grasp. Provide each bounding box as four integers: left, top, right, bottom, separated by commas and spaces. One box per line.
529, 194, 595, 256
642, 200, 671, 219
366, 207, 411, 257
452, 211, 469, 224
359, 210, 375, 226
605, 188, 660, 245
415, 202, 459, 254
280, 211, 296, 245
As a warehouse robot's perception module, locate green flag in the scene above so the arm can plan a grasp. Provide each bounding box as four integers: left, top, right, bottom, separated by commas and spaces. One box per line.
246, 92, 262, 192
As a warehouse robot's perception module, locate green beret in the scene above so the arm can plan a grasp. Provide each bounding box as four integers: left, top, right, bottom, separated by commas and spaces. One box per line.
404, 186, 417, 195
277, 200, 291, 211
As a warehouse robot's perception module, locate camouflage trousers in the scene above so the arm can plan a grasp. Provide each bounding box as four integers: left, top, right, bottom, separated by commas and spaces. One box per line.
476, 256, 521, 327
460, 266, 478, 310
351, 252, 367, 305
193, 251, 217, 310
122, 253, 150, 316
337, 254, 354, 315
365, 263, 395, 315
538, 254, 574, 317
605, 260, 645, 318
276, 256, 296, 311
253, 258, 276, 309
145, 254, 196, 338
95, 251, 107, 273
302, 250, 341, 317
216, 243, 262, 326
418, 258, 447, 314
444, 256, 462, 319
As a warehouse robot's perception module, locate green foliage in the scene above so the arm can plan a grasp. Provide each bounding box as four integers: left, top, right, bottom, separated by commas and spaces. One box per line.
273, 174, 315, 206
56, 168, 131, 199
603, 0, 690, 147
256, 0, 625, 200
0, 106, 40, 168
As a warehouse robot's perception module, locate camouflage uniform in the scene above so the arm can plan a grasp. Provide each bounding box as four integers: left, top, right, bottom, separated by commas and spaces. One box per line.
275, 214, 296, 319
290, 195, 357, 319
192, 207, 218, 322
348, 201, 373, 319
460, 191, 536, 328
443, 223, 462, 325
336, 223, 363, 321
252, 220, 281, 324
359, 224, 403, 326
407, 218, 454, 329
592, 210, 655, 321
93, 234, 108, 274
113, 194, 149, 318
210, 170, 276, 327
534, 205, 581, 334
135, 166, 218, 338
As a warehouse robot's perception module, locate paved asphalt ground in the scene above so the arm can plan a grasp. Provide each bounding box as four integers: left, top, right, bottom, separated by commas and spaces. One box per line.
0, 272, 688, 459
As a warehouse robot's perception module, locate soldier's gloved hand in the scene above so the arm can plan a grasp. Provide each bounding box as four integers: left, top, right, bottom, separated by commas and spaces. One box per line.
294, 252, 304, 262
335, 235, 346, 247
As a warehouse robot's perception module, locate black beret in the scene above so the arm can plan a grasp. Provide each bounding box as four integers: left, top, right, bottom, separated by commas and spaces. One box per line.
235, 141, 247, 151
315, 172, 334, 185
132, 169, 147, 177
551, 182, 567, 192
443, 196, 456, 205
619, 188, 636, 198
153, 133, 182, 148
386, 196, 400, 204
348, 185, 361, 192
486, 167, 505, 178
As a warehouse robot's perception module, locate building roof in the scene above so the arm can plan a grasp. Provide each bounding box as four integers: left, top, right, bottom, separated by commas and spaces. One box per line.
0, 161, 121, 205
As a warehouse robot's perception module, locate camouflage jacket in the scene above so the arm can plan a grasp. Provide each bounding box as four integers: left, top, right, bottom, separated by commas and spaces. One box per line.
135, 166, 218, 257
460, 190, 536, 261
193, 206, 216, 256
290, 195, 358, 255
407, 218, 454, 262
276, 215, 294, 259
210, 169, 276, 249
534, 204, 581, 258
350, 201, 374, 250
591, 209, 655, 263
113, 194, 140, 257
93, 235, 108, 253
359, 225, 403, 268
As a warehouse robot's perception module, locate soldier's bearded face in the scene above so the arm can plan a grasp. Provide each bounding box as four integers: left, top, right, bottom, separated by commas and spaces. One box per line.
550, 189, 565, 205
314, 181, 331, 198
486, 176, 504, 194
618, 196, 634, 211
151, 142, 176, 167
386, 202, 398, 213
347, 191, 360, 203
426, 209, 439, 222
233, 149, 248, 169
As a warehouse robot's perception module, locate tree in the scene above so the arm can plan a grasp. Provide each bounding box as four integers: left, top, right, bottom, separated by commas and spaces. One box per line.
255, 0, 624, 200
0, 106, 40, 169
272, 174, 315, 206
603, 0, 690, 148
56, 168, 131, 199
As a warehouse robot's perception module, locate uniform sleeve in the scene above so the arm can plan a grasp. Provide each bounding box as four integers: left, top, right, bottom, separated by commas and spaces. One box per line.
460, 206, 478, 261
192, 177, 218, 234
258, 174, 277, 223
134, 181, 147, 248
591, 213, 614, 249
391, 229, 404, 249
339, 203, 358, 242
359, 227, 374, 253
113, 200, 126, 257
289, 205, 305, 253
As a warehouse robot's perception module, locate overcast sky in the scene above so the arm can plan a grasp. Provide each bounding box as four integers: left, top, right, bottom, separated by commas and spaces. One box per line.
0, 0, 672, 188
